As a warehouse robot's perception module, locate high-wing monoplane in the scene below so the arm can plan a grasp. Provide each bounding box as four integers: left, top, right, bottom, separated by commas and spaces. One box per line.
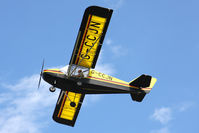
39, 6, 157, 127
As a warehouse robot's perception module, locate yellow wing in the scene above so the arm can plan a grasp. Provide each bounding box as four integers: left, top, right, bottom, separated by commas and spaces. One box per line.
53, 90, 85, 127
69, 6, 113, 68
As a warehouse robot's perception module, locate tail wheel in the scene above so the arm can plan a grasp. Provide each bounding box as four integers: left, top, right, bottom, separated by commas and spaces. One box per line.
49, 86, 56, 92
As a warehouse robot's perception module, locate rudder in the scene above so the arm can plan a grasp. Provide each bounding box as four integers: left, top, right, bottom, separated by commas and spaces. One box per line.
129, 74, 157, 102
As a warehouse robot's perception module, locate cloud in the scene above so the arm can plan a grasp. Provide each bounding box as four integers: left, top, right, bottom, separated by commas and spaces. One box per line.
103, 0, 124, 9
112, 0, 124, 9
0, 93, 12, 104
105, 39, 113, 46
96, 44, 116, 75
95, 63, 115, 76
105, 38, 128, 57
150, 102, 196, 133
150, 127, 170, 133
0, 74, 58, 133
111, 45, 127, 56
151, 107, 172, 125
178, 101, 195, 112
0, 115, 41, 133
83, 95, 102, 107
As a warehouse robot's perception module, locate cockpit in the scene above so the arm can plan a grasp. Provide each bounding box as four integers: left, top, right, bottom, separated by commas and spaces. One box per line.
60, 64, 89, 78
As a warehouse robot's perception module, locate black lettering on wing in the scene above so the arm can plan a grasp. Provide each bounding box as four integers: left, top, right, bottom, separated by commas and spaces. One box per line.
88, 28, 99, 34
90, 21, 101, 28
87, 35, 96, 41
81, 54, 90, 59
85, 42, 94, 47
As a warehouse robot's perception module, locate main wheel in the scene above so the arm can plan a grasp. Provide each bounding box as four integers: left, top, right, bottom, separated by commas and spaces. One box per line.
49, 86, 56, 92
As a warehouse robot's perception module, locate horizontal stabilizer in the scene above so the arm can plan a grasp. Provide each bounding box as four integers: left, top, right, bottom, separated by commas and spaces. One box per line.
129, 74, 151, 88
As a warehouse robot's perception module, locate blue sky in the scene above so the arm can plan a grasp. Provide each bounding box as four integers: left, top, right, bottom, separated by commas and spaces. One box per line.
0, 0, 199, 133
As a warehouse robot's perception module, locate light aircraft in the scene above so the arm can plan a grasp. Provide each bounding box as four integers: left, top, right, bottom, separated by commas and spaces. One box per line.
38, 6, 157, 127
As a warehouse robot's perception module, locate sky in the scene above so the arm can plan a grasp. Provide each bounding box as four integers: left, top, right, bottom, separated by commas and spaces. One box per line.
0, 0, 199, 133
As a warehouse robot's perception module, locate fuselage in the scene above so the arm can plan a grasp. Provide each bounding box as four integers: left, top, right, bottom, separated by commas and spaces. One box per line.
42, 68, 146, 94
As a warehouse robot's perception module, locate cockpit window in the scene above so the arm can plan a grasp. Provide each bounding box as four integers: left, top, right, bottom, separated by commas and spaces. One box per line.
63, 64, 89, 78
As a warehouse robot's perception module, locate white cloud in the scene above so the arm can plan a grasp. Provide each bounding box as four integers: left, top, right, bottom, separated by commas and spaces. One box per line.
178, 101, 195, 112
0, 93, 12, 104
0, 115, 41, 133
150, 127, 170, 133
150, 102, 196, 133
84, 95, 103, 107
105, 39, 113, 46
95, 63, 115, 76
0, 74, 58, 133
105, 38, 128, 57
96, 45, 116, 75
2, 75, 39, 91
111, 45, 127, 56
112, 0, 124, 9
104, 0, 124, 9
151, 107, 172, 124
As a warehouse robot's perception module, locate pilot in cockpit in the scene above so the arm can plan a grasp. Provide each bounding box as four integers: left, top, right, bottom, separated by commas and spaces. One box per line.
77, 69, 84, 78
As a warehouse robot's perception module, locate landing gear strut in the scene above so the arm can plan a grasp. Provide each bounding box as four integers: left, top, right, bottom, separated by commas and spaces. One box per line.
49, 86, 56, 92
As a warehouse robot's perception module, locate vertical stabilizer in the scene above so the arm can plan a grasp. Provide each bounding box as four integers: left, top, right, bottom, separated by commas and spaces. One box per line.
129, 74, 157, 102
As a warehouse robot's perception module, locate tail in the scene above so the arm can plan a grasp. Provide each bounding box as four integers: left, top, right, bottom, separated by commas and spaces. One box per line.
129, 74, 157, 102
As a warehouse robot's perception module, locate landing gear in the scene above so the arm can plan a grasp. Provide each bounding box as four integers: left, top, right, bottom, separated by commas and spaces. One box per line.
49, 86, 56, 92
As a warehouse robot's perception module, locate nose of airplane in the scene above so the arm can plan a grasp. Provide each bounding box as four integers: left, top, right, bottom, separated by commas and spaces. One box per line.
42, 69, 65, 83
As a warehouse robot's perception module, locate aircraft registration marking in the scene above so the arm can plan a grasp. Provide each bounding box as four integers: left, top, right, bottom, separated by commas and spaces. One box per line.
75, 15, 107, 68
87, 76, 137, 89
87, 76, 152, 91
89, 70, 112, 81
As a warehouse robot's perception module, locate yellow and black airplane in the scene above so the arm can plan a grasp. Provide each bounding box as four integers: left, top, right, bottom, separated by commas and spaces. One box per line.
38, 6, 157, 127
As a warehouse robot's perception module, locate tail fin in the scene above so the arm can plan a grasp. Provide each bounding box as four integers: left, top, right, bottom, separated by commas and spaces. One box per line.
129, 74, 157, 102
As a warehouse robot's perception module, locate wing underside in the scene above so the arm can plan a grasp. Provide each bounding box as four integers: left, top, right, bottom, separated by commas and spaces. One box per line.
69, 6, 113, 69
53, 90, 85, 127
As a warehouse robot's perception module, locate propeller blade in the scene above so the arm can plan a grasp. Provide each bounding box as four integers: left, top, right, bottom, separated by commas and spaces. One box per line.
38, 59, 45, 89
38, 75, 42, 89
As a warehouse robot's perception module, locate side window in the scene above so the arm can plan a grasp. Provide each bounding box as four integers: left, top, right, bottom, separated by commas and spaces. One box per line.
68, 65, 89, 78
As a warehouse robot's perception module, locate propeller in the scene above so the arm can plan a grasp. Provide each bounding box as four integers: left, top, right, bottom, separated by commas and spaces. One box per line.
38, 59, 45, 89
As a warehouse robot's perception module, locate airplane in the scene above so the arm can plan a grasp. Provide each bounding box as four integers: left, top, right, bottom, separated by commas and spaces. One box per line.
38, 6, 157, 127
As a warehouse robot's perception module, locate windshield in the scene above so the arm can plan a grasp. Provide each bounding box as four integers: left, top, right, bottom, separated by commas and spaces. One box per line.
61, 64, 89, 78
60, 65, 69, 74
